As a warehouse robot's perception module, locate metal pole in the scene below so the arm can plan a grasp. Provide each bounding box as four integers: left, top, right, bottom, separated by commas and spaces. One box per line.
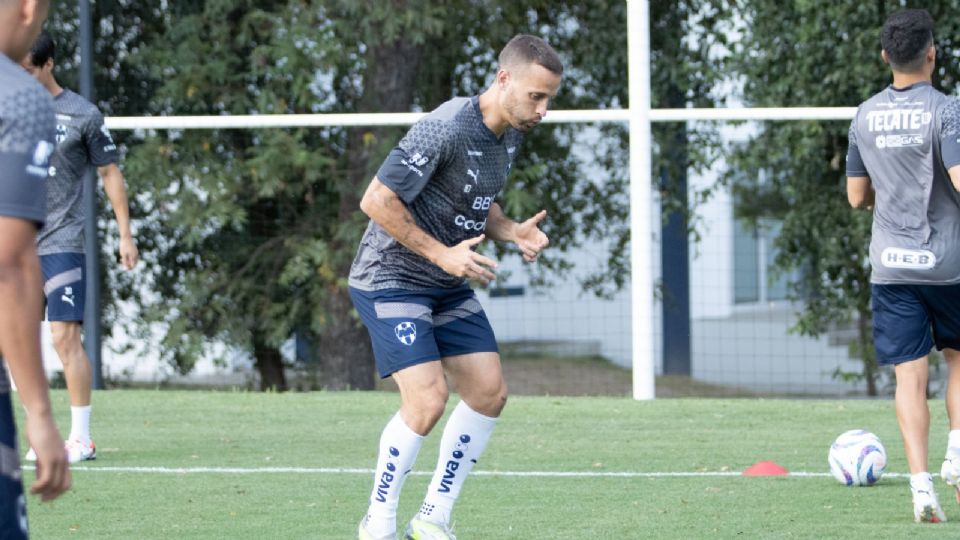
628, 0, 655, 400
79, 0, 104, 390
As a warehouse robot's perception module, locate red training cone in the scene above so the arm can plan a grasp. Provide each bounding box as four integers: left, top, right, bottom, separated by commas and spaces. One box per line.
742, 460, 789, 476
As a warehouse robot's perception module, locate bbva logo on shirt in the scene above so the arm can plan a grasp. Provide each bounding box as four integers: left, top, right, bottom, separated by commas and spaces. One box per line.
394, 321, 417, 346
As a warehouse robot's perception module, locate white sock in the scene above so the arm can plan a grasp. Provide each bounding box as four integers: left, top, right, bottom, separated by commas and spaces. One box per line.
911, 472, 934, 493
948, 430, 960, 454
70, 405, 91, 444
364, 412, 424, 538
417, 400, 497, 527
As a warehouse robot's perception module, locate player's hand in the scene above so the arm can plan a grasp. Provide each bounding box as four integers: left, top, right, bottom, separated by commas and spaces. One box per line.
437, 235, 498, 285
119, 235, 139, 270
514, 210, 549, 262
25, 413, 71, 502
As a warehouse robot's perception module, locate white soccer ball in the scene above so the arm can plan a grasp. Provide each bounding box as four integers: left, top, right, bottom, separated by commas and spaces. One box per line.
828, 429, 886, 486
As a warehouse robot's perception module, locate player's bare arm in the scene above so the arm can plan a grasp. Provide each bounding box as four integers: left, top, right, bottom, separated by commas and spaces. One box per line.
846, 176, 874, 209
948, 165, 960, 192
99, 163, 139, 270
486, 203, 549, 262
360, 176, 498, 284
0, 217, 71, 502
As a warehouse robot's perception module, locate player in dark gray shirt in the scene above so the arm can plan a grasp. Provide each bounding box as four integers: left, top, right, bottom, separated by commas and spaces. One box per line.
21, 30, 139, 464
846, 9, 960, 523
0, 1, 72, 538
352, 35, 562, 540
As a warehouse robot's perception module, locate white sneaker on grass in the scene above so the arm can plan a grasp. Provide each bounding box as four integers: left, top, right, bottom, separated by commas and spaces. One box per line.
65, 438, 96, 463
941, 451, 960, 504
358, 516, 396, 540
404, 518, 456, 540
913, 485, 946, 523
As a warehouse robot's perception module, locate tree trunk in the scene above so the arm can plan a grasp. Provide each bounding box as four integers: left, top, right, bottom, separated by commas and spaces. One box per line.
857, 306, 877, 396
316, 35, 425, 390
316, 288, 376, 390
253, 334, 287, 392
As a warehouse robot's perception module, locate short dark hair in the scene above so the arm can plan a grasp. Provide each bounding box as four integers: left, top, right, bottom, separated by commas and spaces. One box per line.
28, 30, 56, 67
498, 34, 563, 76
881, 9, 934, 73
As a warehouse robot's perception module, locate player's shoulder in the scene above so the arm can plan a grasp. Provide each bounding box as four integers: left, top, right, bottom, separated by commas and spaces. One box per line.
425, 96, 473, 123
940, 96, 960, 128
0, 56, 54, 124
55, 88, 102, 118
404, 98, 470, 149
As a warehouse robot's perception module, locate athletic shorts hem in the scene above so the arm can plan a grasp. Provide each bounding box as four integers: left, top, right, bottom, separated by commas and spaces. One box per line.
877, 349, 933, 366
437, 347, 500, 358
46, 313, 83, 323
935, 340, 960, 353
377, 356, 442, 379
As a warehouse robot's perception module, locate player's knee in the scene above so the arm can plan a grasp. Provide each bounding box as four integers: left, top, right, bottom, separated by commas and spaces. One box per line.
50, 323, 82, 360
406, 385, 449, 430
473, 378, 508, 416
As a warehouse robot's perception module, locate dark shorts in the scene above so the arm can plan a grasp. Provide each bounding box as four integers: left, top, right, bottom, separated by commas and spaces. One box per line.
40, 253, 85, 322
872, 283, 960, 365
349, 285, 499, 378
0, 368, 28, 539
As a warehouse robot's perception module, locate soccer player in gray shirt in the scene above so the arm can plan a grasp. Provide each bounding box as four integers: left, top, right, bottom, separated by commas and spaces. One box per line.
0, 0, 72, 537
847, 9, 960, 523
21, 30, 139, 464
351, 35, 561, 540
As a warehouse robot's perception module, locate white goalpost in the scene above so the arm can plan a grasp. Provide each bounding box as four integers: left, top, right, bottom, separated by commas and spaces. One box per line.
102, 0, 856, 400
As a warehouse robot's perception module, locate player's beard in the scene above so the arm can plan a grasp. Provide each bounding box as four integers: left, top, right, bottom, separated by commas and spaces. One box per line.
503, 94, 541, 133
507, 106, 541, 132
514, 116, 541, 132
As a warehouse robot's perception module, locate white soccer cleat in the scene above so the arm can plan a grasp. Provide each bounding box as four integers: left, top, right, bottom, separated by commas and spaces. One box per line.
358, 517, 396, 540
913, 487, 947, 523
65, 438, 96, 463
23, 447, 36, 462
404, 518, 456, 540
941, 453, 960, 503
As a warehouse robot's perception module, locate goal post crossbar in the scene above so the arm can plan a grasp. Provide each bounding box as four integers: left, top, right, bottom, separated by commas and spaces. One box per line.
103, 107, 857, 131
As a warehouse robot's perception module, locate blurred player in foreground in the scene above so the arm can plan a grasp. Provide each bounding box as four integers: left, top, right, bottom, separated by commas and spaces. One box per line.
0, 0, 73, 537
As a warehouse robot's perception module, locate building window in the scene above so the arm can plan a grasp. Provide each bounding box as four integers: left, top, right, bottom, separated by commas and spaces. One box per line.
733, 218, 790, 304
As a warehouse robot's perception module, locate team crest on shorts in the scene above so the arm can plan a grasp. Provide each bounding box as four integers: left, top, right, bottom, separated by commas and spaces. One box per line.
394, 321, 417, 346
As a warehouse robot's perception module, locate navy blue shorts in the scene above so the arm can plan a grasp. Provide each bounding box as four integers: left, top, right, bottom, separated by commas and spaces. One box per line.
0, 369, 28, 539
40, 253, 85, 322
349, 285, 499, 378
872, 283, 960, 365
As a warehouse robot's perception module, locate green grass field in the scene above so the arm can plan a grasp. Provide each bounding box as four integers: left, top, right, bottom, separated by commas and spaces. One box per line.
12, 390, 959, 539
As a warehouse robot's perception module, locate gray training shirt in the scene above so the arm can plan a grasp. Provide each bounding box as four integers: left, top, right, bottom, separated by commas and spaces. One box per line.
349, 96, 524, 291
847, 83, 960, 285
37, 89, 118, 255
0, 54, 55, 227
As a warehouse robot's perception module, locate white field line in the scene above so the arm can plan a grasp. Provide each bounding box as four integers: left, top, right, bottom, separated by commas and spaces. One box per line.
20, 465, 908, 479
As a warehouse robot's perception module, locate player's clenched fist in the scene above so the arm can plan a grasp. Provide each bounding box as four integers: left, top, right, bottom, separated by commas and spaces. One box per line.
435, 234, 498, 285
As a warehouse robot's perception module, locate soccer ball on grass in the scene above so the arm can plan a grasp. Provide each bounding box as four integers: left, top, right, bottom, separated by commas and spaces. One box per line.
828, 429, 886, 486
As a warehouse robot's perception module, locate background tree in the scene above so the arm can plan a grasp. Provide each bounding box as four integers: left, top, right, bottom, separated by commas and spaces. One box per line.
119, 0, 647, 391
727, 0, 960, 395
52, 1, 727, 391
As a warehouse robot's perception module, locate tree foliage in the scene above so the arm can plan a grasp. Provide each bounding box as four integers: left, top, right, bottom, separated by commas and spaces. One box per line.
50, 1, 728, 390
727, 0, 960, 394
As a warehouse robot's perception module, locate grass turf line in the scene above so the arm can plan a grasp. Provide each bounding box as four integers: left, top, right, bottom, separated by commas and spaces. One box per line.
14, 390, 956, 539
